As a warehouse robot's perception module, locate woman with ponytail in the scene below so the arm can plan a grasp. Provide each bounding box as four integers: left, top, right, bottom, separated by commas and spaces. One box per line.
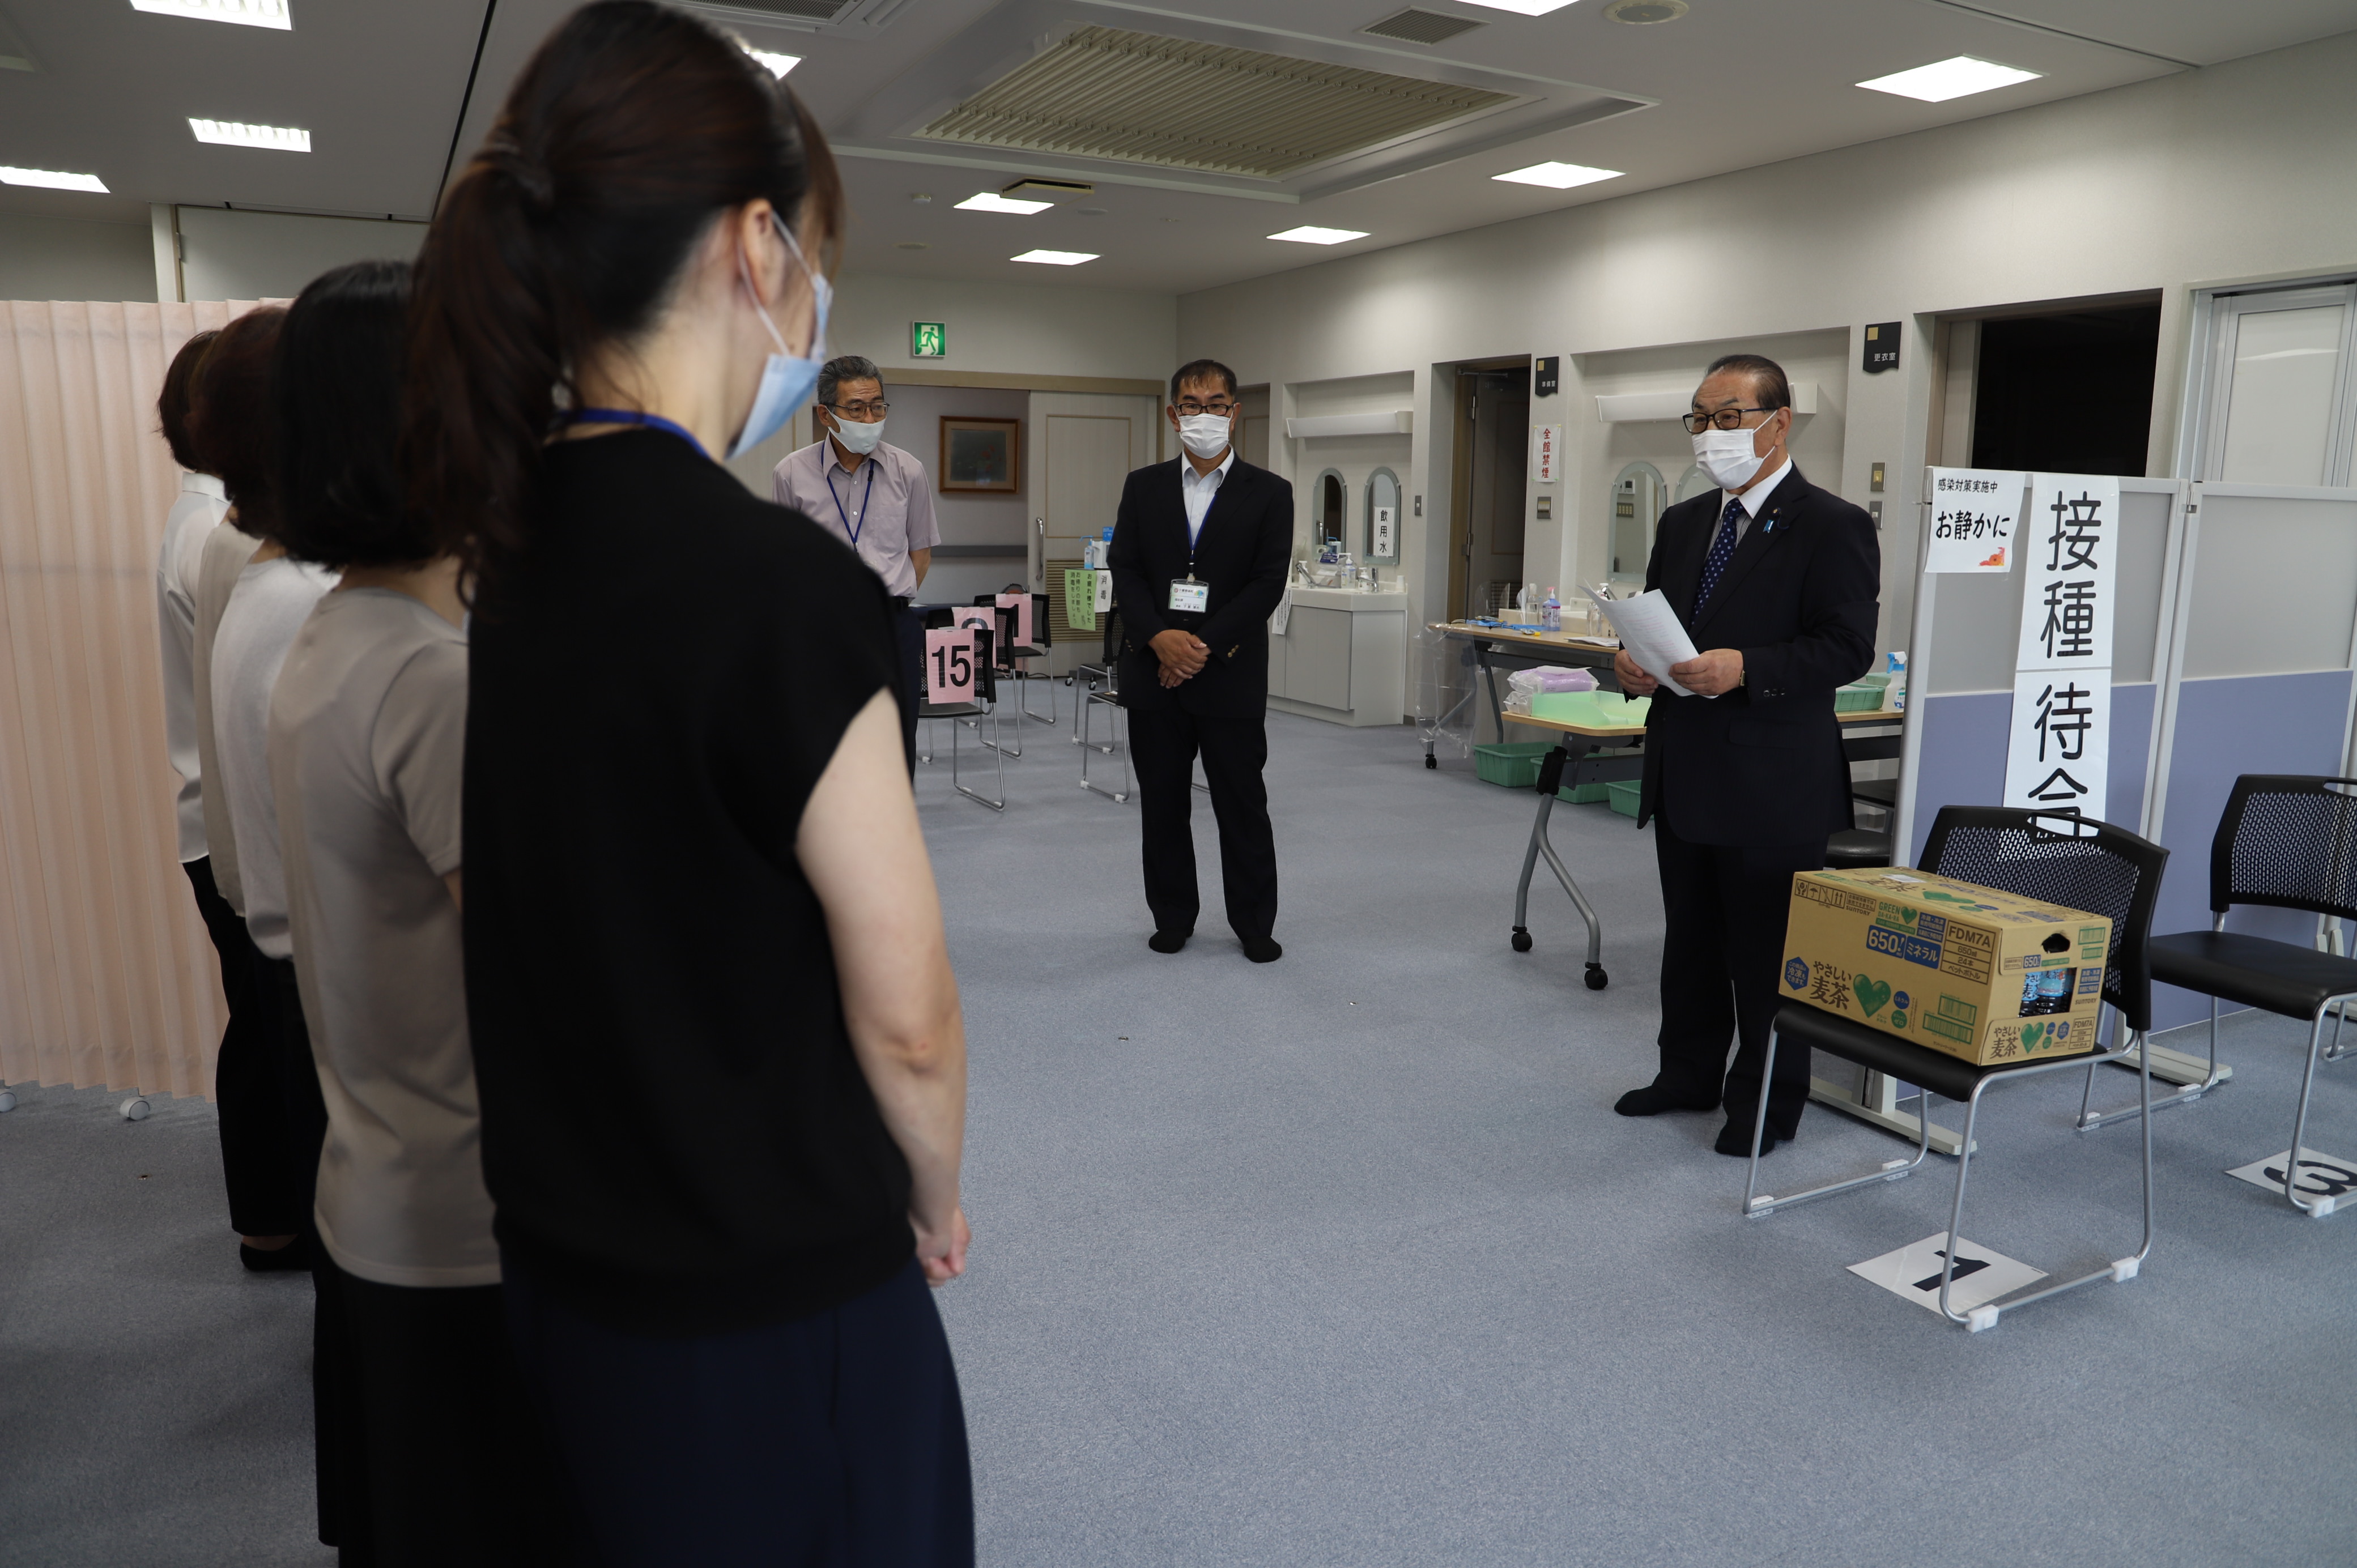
407, 6, 972, 1562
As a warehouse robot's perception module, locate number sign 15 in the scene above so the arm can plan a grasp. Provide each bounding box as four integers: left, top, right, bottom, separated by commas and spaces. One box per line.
924, 627, 981, 702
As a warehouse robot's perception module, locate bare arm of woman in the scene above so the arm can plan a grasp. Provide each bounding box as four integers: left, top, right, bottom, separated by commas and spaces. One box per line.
797, 688, 971, 1284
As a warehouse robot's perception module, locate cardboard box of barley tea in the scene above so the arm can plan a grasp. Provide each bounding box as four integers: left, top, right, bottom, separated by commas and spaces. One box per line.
1780, 867, 2111, 1067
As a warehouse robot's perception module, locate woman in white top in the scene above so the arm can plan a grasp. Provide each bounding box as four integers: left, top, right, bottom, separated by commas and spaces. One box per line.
267, 260, 553, 1565
156, 329, 303, 1270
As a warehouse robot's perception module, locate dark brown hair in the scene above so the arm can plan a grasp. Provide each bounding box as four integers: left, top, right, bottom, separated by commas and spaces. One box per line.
274, 261, 426, 568
188, 307, 286, 539
158, 328, 219, 472
406, 0, 844, 599
1704, 352, 1792, 414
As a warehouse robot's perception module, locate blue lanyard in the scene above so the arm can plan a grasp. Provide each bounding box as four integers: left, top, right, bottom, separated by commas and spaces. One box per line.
569, 408, 710, 461
825, 458, 878, 548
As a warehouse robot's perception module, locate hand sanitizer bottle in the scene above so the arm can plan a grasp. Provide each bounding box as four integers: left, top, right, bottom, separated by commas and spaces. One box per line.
1542, 587, 1562, 633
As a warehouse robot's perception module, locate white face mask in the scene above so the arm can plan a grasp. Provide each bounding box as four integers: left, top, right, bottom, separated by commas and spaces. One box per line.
1691, 415, 1779, 492
828, 413, 886, 455
1176, 411, 1233, 461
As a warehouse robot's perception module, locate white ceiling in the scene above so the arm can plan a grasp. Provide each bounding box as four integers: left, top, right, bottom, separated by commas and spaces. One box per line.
4, 0, 2355, 293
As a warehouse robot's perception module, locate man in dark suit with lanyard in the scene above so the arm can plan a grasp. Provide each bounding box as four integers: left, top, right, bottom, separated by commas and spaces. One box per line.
1611, 353, 1880, 1154
1108, 358, 1293, 962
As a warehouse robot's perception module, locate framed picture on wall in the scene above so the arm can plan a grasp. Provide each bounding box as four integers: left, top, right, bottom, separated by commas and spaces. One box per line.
940, 416, 1021, 493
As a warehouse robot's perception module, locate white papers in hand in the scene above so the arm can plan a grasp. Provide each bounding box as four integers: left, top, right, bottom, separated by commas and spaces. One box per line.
1583, 587, 1705, 698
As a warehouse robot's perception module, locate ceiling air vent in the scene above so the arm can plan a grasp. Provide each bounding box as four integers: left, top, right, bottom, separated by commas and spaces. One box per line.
1362, 9, 1487, 46
917, 26, 1515, 180
711, 0, 856, 18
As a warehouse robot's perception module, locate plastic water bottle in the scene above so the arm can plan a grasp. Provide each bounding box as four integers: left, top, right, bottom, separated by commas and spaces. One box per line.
1542, 587, 1562, 632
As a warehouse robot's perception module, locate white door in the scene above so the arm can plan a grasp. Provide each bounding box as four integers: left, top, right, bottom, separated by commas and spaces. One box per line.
1028, 391, 1159, 669
2198, 282, 2357, 485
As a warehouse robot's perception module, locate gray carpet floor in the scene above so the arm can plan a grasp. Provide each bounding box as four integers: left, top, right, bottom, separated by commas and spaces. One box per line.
5, 697, 2352, 1565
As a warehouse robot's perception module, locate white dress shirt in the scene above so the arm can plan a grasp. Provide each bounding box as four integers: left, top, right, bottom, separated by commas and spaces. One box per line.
1714, 457, 1793, 548
1181, 447, 1236, 547
155, 472, 228, 863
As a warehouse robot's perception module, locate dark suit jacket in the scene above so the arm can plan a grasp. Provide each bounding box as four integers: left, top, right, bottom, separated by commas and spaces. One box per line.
1108, 457, 1294, 717
1636, 466, 1881, 846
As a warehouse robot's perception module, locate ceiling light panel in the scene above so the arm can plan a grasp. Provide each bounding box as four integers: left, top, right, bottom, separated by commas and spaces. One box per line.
1857, 56, 2041, 103
1269, 226, 1369, 245
1, 166, 108, 192
128, 0, 290, 29
190, 118, 310, 151
1492, 160, 1621, 189
744, 48, 800, 78
1012, 249, 1096, 265
1360, 9, 1487, 45
1454, 0, 1581, 12
919, 25, 1516, 180
957, 192, 1052, 214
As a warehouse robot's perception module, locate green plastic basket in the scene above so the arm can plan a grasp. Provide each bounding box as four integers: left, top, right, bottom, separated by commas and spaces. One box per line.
1835, 681, 1890, 713
1473, 741, 1553, 788
1607, 779, 1644, 819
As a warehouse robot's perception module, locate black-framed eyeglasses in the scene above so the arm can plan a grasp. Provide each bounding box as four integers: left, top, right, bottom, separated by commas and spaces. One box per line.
827, 399, 890, 420
1173, 400, 1236, 417
1681, 406, 1776, 434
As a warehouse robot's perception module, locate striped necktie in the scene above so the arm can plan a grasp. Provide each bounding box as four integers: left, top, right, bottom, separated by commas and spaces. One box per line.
1695, 496, 1744, 612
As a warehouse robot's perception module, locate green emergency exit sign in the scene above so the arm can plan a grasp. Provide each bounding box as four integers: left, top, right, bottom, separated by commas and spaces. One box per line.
912, 322, 947, 357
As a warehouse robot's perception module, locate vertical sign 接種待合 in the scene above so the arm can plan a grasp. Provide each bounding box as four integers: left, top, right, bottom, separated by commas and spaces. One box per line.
2001, 474, 2120, 820
1924, 467, 2023, 573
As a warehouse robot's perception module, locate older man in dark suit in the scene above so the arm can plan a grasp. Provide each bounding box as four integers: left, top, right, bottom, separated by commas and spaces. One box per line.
1108, 358, 1294, 962
1611, 353, 1881, 1154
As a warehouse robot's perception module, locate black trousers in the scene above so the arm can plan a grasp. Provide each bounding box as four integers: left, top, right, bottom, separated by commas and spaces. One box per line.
312, 1255, 563, 1567
503, 1255, 973, 1568
1652, 812, 1827, 1137
1126, 705, 1278, 942
184, 858, 305, 1236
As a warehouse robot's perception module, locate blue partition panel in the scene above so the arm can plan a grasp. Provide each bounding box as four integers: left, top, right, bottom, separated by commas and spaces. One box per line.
1901, 684, 2156, 869
2148, 669, 2357, 1030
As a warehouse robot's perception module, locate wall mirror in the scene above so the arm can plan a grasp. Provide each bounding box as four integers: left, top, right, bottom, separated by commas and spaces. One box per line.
1313, 468, 1348, 555
1608, 462, 1665, 587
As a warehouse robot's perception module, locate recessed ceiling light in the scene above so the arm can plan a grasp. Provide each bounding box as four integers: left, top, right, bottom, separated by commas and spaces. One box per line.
896, 241, 929, 250
1603, 0, 1685, 22
1857, 56, 2041, 103
958, 192, 1053, 215
128, 0, 290, 29
1492, 161, 1622, 190
1012, 249, 1097, 266
1269, 225, 1370, 245
0, 165, 108, 192
190, 118, 310, 152
1454, 0, 1581, 13
744, 48, 799, 78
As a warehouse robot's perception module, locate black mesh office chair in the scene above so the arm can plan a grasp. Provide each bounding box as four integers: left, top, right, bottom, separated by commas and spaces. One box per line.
1075, 608, 1129, 803
1743, 807, 2167, 1331
916, 611, 1003, 811
2108, 776, 2357, 1216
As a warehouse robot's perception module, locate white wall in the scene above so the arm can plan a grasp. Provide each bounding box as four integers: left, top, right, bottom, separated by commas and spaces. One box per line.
833, 271, 1175, 383
0, 214, 156, 302
1177, 31, 2357, 683
173, 206, 427, 303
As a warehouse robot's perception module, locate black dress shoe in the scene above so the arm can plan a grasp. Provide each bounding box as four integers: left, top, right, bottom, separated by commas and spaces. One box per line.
1613, 1083, 1719, 1117
1714, 1120, 1785, 1157
1147, 930, 1190, 954
240, 1238, 312, 1273
1242, 936, 1282, 964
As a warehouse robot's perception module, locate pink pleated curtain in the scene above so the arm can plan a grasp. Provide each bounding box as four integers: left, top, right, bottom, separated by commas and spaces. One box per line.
0, 299, 276, 1100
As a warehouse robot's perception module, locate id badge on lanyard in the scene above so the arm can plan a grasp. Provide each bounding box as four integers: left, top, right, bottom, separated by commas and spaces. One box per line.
1168, 574, 1210, 614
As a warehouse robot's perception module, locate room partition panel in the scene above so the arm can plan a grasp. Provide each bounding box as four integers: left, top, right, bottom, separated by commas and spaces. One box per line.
2142, 482, 2357, 1030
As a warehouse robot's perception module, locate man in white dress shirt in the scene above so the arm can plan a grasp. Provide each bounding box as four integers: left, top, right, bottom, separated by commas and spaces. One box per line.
772, 355, 940, 760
